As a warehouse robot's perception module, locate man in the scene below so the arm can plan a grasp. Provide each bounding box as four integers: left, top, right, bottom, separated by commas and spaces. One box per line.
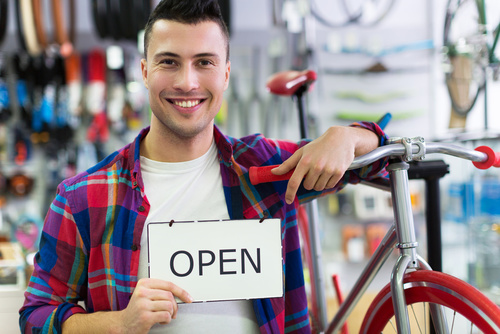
19, 0, 388, 333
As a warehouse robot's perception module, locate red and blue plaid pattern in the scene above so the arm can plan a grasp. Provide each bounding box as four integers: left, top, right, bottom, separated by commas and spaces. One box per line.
20, 123, 388, 333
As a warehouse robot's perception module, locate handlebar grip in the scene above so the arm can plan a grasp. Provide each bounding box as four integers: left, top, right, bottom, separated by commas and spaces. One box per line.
473, 146, 500, 169
249, 165, 294, 185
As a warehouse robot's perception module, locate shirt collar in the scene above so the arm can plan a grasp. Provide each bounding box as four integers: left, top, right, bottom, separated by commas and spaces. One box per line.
130, 127, 150, 190
213, 125, 234, 165
129, 126, 233, 188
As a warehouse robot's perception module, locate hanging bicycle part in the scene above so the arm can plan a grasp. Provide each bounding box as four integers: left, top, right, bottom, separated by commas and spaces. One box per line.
92, 0, 151, 42
0, 0, 8, 47
442, 0, 500, 127
51, 0, 76, 56
310, 0, 398, 28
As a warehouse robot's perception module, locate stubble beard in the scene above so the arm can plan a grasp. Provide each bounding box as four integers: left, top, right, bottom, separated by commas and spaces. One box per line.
154, 109, 213, 143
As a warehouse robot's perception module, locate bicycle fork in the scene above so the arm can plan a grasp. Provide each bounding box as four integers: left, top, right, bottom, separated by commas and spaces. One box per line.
388, 160, 419, 333
389, 161, 448, 333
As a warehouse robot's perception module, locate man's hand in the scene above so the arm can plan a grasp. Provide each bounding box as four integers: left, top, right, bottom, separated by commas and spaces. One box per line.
119, 278, 193, 332
271, 126, 379, 204
62, 278, 193, 334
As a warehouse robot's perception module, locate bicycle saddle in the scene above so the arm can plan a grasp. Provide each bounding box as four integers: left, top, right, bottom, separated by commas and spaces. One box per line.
266, 70, 317, 96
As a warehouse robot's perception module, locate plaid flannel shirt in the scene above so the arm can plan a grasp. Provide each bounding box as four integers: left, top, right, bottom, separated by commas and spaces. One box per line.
19, 123, 388, 333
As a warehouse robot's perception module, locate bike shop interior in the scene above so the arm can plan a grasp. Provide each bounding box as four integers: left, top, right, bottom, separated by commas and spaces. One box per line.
0, 1, 499, 333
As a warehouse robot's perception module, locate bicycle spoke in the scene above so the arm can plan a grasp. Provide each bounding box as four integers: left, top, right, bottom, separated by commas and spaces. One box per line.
409, 304, 423, 333
424, 303, 427, 334
450, 310, 455, 332
389, 319, 396, 332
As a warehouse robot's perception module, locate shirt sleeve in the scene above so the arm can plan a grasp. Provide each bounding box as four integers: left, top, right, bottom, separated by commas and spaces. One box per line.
19, 183, 88, 334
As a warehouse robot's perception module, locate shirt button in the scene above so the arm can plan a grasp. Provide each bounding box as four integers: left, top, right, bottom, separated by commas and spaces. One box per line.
131, 244, 138, 251
138, 205, 145, 212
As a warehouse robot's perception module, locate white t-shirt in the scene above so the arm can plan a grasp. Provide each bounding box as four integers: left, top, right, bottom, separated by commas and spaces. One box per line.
138, 141, 259, 333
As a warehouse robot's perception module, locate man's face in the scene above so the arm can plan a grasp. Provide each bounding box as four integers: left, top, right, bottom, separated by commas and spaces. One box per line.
141, 20, 230, 140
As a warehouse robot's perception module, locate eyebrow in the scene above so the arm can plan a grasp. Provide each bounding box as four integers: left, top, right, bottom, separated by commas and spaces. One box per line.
154, 51, 220, 60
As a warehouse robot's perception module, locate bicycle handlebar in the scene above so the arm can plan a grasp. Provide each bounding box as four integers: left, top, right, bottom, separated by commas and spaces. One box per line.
249, 140, 500, 185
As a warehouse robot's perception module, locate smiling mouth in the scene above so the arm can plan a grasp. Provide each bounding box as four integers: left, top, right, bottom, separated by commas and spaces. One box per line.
169, 99, 204, 108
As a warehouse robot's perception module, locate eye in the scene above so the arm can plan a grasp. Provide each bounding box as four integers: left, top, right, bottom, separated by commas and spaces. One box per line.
198, 59, 214, 67
160, 58, 176, 66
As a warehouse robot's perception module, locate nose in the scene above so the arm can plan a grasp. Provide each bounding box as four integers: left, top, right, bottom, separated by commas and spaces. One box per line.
173, 65, 200, 92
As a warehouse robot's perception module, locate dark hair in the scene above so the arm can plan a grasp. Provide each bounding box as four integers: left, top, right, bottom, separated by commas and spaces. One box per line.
143, 0, 230, 61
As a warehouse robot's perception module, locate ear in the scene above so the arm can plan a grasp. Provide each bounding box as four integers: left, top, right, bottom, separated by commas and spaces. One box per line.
141, 58, 148, 89
223, 60, 231, 91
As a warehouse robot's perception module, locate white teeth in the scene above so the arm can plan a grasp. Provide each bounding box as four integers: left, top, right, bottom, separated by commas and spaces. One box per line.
174, 100, 200, 108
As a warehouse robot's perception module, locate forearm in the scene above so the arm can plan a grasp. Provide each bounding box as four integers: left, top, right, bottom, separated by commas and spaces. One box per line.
348, 126, 380, 157
347, 121, 387, 155
62, 311, 124, 334
319, 125, 380, 159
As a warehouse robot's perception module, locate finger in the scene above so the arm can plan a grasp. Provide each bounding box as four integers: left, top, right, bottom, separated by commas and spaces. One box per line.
325, 174, 341, 190
302, 163, 325, 190
272, 150, 302, 175
153, 310, 174, 325
172, 287, 193, 304
311, 171, 332, 191
151, 297, 176, 312
151, 299, 177, 320
314, 168, 344, 191
144, 279, 194, 304
285, 164, 309, 204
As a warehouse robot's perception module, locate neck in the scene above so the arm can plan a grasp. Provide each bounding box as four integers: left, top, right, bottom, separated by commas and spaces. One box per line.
140, 124, 214, 163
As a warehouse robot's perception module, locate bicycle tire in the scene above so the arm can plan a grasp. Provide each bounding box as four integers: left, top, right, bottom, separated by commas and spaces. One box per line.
360, 270, 500, 333
310, 0, 396, 28
442, 0, 485, 116
340, 0, 397, 27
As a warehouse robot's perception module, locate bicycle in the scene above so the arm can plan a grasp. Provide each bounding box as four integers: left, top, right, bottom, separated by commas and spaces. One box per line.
442, 0, 500, 118
249, 136, 500, 333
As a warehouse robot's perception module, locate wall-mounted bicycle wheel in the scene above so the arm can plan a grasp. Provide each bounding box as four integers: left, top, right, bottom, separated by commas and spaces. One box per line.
442, 0, 487, 116
310, 0, 397, 28
360, 270, 500, 333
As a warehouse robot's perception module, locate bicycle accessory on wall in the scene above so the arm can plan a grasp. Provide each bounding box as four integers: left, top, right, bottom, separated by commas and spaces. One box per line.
64, 52, 82, 117
8, 173, 34, 197
15, 0, 76, 57
442, 0, 500, 129
14, 0, 27, 52
32, 0, 49, 50
309, 0, 397, 27
12, 214, 42, 252
20, 0, 42, 56
51, 0, 76, 57
0, 56, 11, 124
92, 0, 151, 42
91, 0, 107, 39
0, 0, 7, 47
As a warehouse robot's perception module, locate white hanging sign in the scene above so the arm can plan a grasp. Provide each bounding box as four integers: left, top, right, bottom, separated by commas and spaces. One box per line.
148, 219, 283, 302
